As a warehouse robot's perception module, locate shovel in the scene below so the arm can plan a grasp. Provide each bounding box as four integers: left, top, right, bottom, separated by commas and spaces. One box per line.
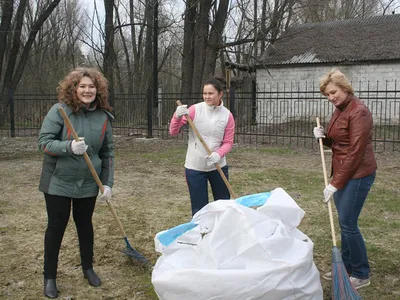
58, 107, 151, 266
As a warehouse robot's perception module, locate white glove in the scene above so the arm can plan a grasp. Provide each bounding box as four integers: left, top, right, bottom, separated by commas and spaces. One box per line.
313, 126, 325, 140
71, 139, 88, 155
323, 184, 337, 202
175, 105, 189, 118
98, 185, 112, 202
205, 152, 221, 166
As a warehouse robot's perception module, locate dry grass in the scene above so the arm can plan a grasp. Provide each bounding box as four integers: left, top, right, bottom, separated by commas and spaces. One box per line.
0, 136, 399, 300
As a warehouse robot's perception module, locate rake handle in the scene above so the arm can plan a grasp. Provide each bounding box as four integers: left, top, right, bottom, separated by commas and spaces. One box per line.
176, 100, 238, 199
316, 117, 337, 246
58, 107, 128, 238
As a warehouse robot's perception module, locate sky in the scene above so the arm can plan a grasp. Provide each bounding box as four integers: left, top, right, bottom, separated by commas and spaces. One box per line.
80, 0, 105, 55
81, 0, 105, 17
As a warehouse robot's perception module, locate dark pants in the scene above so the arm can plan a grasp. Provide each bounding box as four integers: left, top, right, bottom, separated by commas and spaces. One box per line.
333, 171, 375, 279
43, 193, 97, 279
185, 166, 230, 216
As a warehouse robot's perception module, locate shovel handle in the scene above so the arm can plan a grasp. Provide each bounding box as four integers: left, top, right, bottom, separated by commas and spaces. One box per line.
58, 107, 128, 238
176, 100, 237, 199
316, 117, 337, 246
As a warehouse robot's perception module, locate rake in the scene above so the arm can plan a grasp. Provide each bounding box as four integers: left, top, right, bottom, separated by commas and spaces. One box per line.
316, 117, 361, 300
58, 107, 151, 267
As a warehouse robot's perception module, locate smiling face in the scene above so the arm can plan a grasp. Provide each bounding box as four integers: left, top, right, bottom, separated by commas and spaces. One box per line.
203, 84, 223, 107
76, 76, 97, 105
324, 82, 349, 107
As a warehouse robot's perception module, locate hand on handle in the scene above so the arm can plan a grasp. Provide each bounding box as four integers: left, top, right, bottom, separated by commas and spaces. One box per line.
205, 152, 221, 166
71, 138, 88, 155
313, 126, 325, 140
175, 105, 189, 118
323, 184, 337, 202
98, 185, 112, 202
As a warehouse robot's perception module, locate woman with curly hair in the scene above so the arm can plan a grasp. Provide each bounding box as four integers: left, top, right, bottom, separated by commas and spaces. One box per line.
38, 67, 114, 298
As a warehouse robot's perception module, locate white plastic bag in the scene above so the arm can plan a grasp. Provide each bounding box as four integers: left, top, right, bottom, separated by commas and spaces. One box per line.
152, 188, 323, 300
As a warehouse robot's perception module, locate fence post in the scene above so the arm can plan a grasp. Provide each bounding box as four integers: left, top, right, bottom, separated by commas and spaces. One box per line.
230, 84, 236, 118
147, 87, 153, 138
10, 88, 15, 138
251, 80, 257, 126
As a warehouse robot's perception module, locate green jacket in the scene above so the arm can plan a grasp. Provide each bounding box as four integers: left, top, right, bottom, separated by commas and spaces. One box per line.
38, 103, 114, 198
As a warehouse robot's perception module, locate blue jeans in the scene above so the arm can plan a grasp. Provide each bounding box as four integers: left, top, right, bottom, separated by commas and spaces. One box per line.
185, 166, 230, 216
333, 171, 375, 279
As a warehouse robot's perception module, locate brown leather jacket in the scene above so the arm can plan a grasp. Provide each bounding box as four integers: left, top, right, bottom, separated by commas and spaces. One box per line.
322, 95, 377, 189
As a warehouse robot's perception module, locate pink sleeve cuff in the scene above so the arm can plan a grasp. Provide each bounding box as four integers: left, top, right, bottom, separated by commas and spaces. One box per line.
216, 113, 235, 157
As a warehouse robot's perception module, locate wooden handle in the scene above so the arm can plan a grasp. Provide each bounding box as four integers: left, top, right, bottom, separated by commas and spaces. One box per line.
58, 106, 128, 238
176, 100, 237, 199
316, 117, 337, 246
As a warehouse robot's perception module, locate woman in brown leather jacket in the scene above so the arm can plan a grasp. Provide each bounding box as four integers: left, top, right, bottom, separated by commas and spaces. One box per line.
313, 69, 377, 290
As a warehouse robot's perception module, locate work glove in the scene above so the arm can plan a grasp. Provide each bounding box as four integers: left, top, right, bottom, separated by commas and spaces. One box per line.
175, 105, 189, 118
205, 152, 221, 166
71, 138, 88, 155
313, 126, 325, 140
98, 185, 112, 202
323, 184, 337, 202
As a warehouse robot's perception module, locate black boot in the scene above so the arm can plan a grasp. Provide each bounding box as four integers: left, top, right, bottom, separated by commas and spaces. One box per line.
44, 278, 58, 298
83, 269, 101, 287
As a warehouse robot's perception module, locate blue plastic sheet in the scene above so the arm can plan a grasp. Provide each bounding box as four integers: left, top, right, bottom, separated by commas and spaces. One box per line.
235, 192, 271, 207
157, 222, 198, 246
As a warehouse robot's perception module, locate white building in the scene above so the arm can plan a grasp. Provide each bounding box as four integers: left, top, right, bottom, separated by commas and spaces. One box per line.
256, 14, 400, 125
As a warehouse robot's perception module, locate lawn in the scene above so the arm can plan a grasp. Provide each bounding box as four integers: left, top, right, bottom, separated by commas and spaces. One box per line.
0, 136, 399, 299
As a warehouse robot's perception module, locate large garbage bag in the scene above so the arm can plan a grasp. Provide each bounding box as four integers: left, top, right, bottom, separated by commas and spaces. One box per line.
152, 188, 323, 300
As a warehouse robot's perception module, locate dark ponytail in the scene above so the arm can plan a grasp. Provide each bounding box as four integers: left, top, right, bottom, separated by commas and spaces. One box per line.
203, 77, 226, 93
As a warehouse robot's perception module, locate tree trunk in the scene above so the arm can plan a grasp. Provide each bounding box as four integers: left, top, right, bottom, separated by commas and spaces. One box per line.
142, 0, 154, 93
203, 0, 229, 82
1, 0, 27, 93
0, 0, 61, 127
191, 0, 212, 95
8, 0, 62, 92
103, 0, 115, 107
0, 0, 14, 82
180, 0, 197, 98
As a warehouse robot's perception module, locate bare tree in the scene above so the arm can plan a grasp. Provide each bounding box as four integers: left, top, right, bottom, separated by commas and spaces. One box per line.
21, 0, 87, 93
181, 0, 230, 96
0, 0, 62, 126
181, 0, 197, 97
104, 0, 115, 106
295, 0, 380, 22
0, 0, 14, 81
379, 0, 400, 14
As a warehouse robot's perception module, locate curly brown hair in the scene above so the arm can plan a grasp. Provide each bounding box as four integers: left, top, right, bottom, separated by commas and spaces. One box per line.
57, 67, 112, 112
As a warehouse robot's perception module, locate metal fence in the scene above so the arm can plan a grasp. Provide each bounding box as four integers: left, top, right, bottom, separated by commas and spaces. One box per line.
1, 81, 399, 151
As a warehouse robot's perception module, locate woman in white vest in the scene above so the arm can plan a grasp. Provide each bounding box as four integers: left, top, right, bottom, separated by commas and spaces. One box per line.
169, 78, 235, 216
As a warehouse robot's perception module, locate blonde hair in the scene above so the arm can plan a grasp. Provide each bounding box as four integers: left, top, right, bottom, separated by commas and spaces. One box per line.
319, 69, 354, 96
57, 67, 112, 112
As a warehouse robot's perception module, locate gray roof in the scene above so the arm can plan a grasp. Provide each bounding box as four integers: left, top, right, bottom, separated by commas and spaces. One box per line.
259, 14, 400, 66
